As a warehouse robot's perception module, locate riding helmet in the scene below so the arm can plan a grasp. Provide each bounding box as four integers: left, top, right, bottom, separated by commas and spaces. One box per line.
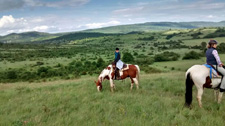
208, 40, 218, 44
116, 48, 119, 50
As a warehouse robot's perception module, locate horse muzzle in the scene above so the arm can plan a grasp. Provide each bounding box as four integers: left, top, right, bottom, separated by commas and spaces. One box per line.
97, 86, 102, 92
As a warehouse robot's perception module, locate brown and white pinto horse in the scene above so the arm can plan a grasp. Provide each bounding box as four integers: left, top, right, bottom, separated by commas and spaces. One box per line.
185, 65, 223, 108
95, 64, 140, 92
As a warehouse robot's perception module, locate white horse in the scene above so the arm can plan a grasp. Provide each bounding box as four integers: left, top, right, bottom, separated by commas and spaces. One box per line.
185, 65, 223, 108
95, 64, 140, 92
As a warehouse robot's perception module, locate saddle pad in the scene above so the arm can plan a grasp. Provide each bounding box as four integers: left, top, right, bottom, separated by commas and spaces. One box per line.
116, 60, 124, 70
119, 64, 130, 76
204, 64, 221, 79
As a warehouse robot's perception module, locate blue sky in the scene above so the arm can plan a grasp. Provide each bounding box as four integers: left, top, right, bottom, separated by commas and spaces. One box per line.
0, 0, 225, 35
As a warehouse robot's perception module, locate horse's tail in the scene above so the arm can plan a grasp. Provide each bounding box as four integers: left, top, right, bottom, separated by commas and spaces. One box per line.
135, 65, 140, 82
185, 72, 194, 108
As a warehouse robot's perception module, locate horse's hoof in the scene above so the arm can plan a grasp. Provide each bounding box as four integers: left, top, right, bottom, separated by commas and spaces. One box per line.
184, 103, 192, 109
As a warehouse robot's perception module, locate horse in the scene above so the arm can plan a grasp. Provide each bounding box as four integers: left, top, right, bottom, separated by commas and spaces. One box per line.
94, 64, 140, 92
185, 65, 223, 108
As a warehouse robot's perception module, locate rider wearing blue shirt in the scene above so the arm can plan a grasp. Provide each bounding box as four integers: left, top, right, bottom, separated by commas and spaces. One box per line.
114, 48, 121, 79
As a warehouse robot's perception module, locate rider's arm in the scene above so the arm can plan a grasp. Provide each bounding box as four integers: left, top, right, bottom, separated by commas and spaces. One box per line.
212, 50, 223, 66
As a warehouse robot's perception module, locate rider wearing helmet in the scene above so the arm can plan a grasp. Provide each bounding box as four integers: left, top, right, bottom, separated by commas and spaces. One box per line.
206, 40, 225, 92
114, 48, 121, 79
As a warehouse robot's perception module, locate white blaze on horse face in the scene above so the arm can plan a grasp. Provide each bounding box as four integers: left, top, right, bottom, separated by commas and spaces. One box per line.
97, 86, 100, 92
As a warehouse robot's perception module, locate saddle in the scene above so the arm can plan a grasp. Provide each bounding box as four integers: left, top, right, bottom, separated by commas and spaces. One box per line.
113, 64, 129, 80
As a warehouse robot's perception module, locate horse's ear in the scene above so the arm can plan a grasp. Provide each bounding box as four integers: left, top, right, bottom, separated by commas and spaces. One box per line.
94, 80, 97, 84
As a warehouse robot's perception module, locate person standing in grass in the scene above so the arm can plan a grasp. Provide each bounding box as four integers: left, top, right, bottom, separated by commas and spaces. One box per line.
206, 40, 225, 92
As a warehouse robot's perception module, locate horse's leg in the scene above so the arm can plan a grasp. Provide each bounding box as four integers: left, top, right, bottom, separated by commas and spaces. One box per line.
214, 89, 219, 102
197, 87, 204, 108
218, 92, 223, 103
109, 79, 114, 92
133, 78, 139, 89
130, 78, 134, 90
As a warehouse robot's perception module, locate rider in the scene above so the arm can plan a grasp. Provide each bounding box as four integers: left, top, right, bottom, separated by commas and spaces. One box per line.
114, 48, 121, 79
206, 39, 225, 92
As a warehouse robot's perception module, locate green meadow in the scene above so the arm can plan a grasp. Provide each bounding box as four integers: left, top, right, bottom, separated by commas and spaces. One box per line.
1, 27, 225, 125
1, 71, 225, 126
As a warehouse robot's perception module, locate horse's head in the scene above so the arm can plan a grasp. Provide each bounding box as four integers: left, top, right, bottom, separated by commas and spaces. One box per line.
95, 79, 102, 92
95, 65, 112, 91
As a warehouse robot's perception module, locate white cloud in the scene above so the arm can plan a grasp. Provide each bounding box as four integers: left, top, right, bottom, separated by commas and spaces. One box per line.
0, 15, 27, 29
84, 21, 121, 29
0, 15, 59, 35
33, 25, 49, 31
113, 7, 144, 15
0, 15, 15, 28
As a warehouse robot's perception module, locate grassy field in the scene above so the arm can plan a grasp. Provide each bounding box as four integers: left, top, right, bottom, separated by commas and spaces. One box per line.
1, 27, 225, 125
1, 71, 225, 126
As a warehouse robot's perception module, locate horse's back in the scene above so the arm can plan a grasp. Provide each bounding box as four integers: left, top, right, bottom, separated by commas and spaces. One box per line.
125, 64, 139, 78
186, 65, 209, 85
186, 65, 207, 75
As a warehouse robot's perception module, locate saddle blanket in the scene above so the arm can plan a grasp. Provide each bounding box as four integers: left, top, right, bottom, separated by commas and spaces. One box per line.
204, 64, 221, 79
116, 60, 124, 70
119, 64, 129, 76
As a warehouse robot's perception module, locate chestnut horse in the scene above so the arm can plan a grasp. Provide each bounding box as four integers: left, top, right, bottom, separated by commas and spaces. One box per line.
94, 64, 140, 92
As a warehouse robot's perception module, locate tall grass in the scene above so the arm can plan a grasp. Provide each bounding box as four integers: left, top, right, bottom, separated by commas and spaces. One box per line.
0, 72, 225, 126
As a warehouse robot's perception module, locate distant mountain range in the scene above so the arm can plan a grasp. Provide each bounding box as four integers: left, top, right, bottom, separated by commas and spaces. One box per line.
0, 32, 59, 43
0, 21, 225, 43
84, 21, 225, 33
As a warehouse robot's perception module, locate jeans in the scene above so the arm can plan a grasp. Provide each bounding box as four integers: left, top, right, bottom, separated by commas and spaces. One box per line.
214, 65, 225, 89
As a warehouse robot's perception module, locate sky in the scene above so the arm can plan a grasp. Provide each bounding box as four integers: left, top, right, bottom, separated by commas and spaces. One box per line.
0, 0, 225, 35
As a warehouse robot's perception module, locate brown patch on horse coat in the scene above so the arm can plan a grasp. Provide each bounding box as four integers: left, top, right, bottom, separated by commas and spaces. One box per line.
203, 76, 212, 88
104, 75, 109, 80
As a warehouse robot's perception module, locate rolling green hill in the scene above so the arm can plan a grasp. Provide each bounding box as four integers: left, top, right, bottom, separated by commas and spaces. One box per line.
0, 21, 225, 44
84, 21, 225, 33
36, 32, 119, 44
0, 31, 59, 43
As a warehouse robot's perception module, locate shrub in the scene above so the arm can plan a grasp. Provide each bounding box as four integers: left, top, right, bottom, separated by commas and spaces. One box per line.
133, 52, 138, 56
217, 43, 225, 53
182, 51, 201, 60
141, 66, 161, 74
96, 58, 105, 68
122, 52, 134, 63
37, 67, 49, 76
135, 58, 154, 65
154, 51, 180, 62
6, 70, 17, 80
